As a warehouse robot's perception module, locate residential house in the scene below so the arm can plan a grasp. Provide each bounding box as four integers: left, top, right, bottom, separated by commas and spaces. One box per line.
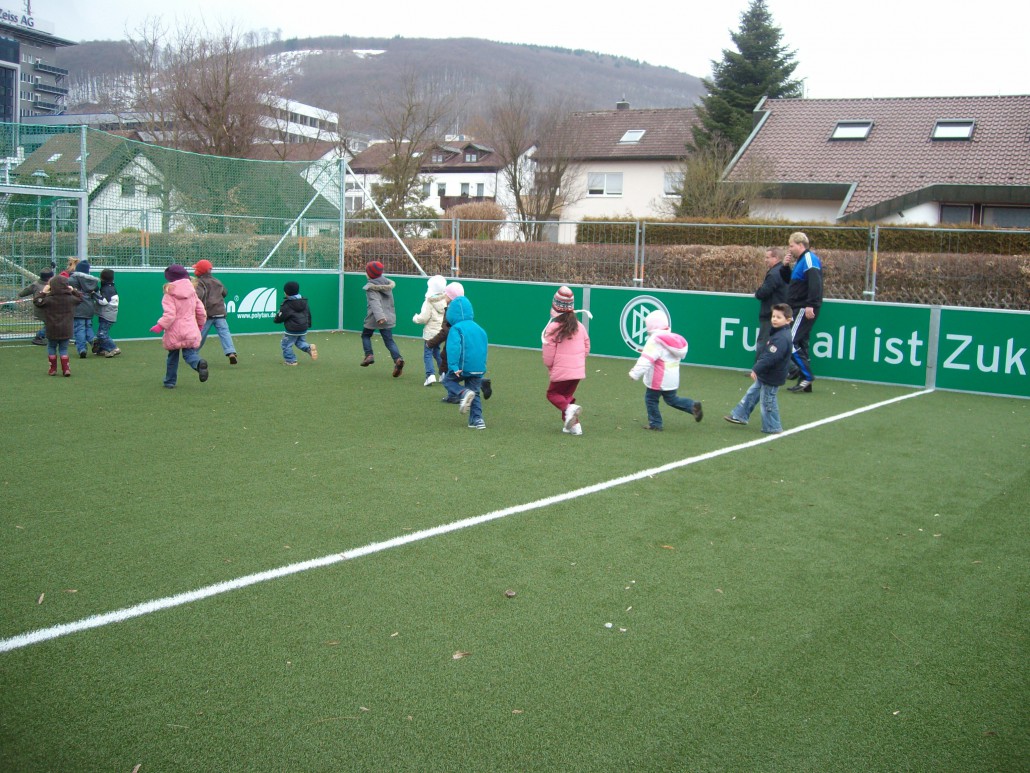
723, 95, 1030, 227
536, 101, 699, 242
346, 138, 506, 215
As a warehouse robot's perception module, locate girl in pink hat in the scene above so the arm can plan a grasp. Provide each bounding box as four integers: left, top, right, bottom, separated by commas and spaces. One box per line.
542, 286, 590, 435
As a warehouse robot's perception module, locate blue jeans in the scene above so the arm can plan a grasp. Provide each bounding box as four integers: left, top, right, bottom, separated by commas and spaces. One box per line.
164, 348, 201, 387
453, 373, 484, 425
96, 318, 117, 353
73, 317, 95, 354
281, 332, 312, 363
422, 341, 442, 376
730, 379, 782, 433
361, 327, 402, 361
46, 338, 69, 356
439, 371, 463, 402
644, 388, 697, 429
201, 317, 236, 355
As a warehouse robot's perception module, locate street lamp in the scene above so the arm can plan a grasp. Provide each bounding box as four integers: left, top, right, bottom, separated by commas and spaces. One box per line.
31, 169, 49, 232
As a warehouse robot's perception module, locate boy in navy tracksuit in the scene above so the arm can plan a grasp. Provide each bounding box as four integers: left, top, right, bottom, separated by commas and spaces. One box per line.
725, 303, 793, 434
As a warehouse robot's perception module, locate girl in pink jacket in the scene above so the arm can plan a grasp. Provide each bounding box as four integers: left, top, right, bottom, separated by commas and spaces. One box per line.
628, 309, 703, 430
542, 286, 590, 435
150, 264, 209, 388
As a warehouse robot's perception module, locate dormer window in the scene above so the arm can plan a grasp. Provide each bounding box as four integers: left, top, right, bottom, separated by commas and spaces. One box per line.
465, 151, 478, 162
831, 121, 872, 140
619, 129, 645, 144
47, 152, 62, 162
431, 152, 445, 163
932, 120, 975, 140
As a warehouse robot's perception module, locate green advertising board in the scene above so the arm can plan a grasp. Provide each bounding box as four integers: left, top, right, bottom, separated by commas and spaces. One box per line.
96, 270, 341, 340
935, 307, 1029, 398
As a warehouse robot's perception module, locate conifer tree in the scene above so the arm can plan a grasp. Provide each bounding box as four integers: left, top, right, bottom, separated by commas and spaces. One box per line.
692, 0, 802, 151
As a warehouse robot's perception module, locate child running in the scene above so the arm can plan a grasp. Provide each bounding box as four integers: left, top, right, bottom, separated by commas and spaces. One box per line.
447, 294, 489, 430
150, 264, 208, 388
542, 286, 590, 435
628, 309, 703, 431
274, 280, 317, 365
360, 261, 404, 377
193, 260, 238, 365
412, 274, 447, 385
725, 303, 793, 433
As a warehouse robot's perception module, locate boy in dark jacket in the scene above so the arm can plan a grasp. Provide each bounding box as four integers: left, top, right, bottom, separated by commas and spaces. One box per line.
724, 303, 793, 434
33, 274, 83, 376
273, 280, 317, 366
94, 268, 121, 357
68, 259, 100, 358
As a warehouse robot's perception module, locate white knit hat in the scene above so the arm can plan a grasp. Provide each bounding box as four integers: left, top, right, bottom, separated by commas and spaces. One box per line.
645, 309, 670, 332
427, 274, 446, 295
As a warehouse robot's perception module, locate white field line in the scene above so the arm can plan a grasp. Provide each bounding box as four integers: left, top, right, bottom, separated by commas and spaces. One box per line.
1, 388, 934, 654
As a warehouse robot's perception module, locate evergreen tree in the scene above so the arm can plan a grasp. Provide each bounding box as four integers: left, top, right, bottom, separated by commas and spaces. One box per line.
692, 0, 803, 151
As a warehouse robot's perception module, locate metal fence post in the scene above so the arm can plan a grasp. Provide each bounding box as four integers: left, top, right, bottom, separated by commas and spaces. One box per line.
635, 220, 645, 286
863, 225, 879, 302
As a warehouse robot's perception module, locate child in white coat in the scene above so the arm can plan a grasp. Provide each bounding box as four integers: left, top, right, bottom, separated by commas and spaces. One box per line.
628, 309, 703, 431
412, 274, 448, 385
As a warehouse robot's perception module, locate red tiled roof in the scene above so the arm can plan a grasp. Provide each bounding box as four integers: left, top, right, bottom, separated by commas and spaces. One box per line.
349, 140, 502, 174
538, 107, 698, 161
725, 95, 1030, 219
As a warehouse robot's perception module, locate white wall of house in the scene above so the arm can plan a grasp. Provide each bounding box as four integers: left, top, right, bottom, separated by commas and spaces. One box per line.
749, 198, 843, 223
346, 170, 501, 215
877, 202, 939, 226
87, 155, 168, 234
561, 160, 678, 224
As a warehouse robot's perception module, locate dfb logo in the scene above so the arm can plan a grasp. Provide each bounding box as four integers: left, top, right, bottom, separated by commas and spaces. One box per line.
620, 296, 670, 353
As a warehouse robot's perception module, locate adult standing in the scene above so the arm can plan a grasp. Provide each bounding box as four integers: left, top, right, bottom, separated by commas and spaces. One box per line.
754, 247, 788, 358
785, 232, 822, 393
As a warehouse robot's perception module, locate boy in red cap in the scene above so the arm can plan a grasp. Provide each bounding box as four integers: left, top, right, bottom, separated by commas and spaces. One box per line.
360, 261, 404, 377
193, 260, 238, 364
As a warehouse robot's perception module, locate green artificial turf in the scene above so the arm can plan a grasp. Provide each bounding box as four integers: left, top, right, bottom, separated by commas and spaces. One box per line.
1, 333, 1026, 771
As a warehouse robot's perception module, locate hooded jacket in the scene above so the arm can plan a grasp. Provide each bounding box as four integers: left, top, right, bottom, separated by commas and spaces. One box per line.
33, 276, 82, 340
157, 278, 206, 350
195, 274, 229, 318
445, 295, 488, 375
68, 270, 99, 319
629, 330, 689, 391
542, 313, 590, 382
274, 295, 312, 333
413, 293, 448, 340
97, 279, 119, 322
363, 277, 397, 329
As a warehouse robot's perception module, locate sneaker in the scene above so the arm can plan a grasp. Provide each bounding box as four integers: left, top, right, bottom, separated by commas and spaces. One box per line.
283, 361, 298, 366
164, 384, 175, 389
104, 348, 121, 358
392, 358, 405, 377
458, 389, 475, 414
423, 374, 437, 386
360, 354, 374, 367
197, 359, 209, 382
309, 344, 318, 361
91, 339, 100, 355
468, 420, 487, 430
724, 415, 747, 425
79, 351, 87, 359
562, 423, 583, 436
563, 403, 582, 430
693, 401, 704, 422
228, 353, 238, 365
31, 336, 46, 346
440, 396, 460, 404
788, 380, 812, 393
643, 425, 663, 431
481, 378, 493, 400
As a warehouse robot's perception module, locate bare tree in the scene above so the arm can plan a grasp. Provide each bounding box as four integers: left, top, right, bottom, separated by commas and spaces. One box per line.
366, 70, 452, 220
658, 139, 772, 219
127, 20, 284, 157
476, 78, 584, 240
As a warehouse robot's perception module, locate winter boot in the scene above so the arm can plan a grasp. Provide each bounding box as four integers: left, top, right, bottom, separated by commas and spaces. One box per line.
60, 355, 71, 377
47, 355, 57, 376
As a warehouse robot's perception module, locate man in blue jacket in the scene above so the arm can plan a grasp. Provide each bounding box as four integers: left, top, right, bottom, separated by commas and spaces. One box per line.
785, 232, 822, 393
446, 294, 489, 430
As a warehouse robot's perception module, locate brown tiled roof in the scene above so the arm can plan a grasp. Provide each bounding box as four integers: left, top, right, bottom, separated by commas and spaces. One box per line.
349, 140, 502, 174
725, 95, 1030, 220
245, 140, 342, 162
538, 107, 698, 161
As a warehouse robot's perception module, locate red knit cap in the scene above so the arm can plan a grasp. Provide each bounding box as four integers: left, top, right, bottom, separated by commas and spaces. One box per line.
366, 261, 384, 279
193, 260, 213, 276
552, 285, 575, 313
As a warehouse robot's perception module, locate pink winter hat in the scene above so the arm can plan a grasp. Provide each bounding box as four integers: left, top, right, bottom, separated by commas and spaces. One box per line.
444, 282, 465, 300
645, 309, 670, 332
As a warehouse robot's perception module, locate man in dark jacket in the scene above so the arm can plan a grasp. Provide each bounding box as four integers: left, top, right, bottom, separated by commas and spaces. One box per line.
785, 232, 823, 393
754, 247, 788, 358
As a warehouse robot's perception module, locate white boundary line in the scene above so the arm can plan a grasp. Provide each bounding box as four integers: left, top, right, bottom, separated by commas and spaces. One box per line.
1, 388, 934, 654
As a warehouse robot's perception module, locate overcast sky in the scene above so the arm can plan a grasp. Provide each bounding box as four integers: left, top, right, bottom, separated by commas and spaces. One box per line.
46, 0, 1026, 99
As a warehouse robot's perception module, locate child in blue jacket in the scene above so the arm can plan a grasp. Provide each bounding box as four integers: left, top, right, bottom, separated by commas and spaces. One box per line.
446, 294, 489, 430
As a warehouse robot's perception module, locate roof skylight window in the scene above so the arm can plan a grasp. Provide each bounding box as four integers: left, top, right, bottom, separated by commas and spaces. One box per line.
619, 129, 645, 143
831, 121, 872, 140
932, 120, 975, 140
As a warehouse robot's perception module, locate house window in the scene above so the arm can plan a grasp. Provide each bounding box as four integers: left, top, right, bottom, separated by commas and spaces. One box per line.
465, 151, 478, 163
983, 206, 1030, 228
587, 172, 623, 196
940, 204, 973, 224
345, 182, 363, 213
476, 183, 484, 197
619, 129, 645, 144
146, 183, 162, 197
932, 120, 975, 140
663, 171, 683, 196
831, 121, 873, 140
461, 183, 470, 196
120, 177, 136, 197
437, 182, 446, 197
432, 152, 444, 163
422, 181, 431, 199
47, 152, 61, 162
